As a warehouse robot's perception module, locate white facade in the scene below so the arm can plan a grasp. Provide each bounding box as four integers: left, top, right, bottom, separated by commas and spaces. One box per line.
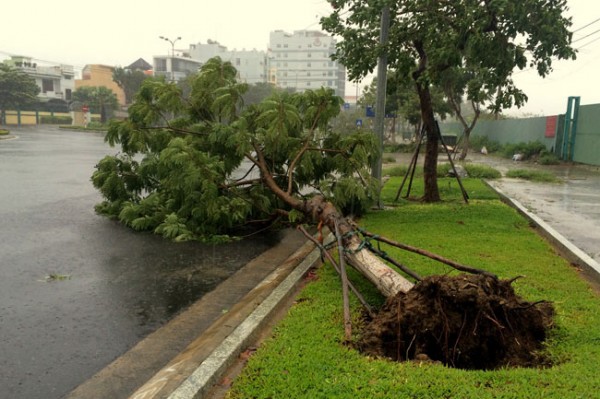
188, 42, 267, 84
152, 55, 203, 82
268, 30, 346, 97
4, 56, 75, 102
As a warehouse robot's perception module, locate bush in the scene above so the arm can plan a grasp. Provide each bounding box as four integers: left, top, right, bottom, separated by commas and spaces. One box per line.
469, 136, 502, 153
40, 115, 72, 125
382, 165, 411, 177
501, 141, 547, 160
506, 169, 560, 182
383, 155, 396, 163
0, 129, 9, 135
384, 142, 417, 153
538, 151, 560, 165
464, 163, 501, 179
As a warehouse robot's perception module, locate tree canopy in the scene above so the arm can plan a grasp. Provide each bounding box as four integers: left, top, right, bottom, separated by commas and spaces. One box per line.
322, 0, 576, 201
0, 64, 40, 117
92, 57, 378, 241
112, 67, 149, 105
73, 86, 119, 123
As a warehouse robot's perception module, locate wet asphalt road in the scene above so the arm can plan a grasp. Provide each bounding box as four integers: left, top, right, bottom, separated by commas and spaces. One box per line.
467, 153, 600, 263
0, 126, 280, 399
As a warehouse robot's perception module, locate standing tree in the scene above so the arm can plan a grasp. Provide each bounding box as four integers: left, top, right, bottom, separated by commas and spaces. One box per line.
72, 86, 119, 123
322, 0, 576, 201
112, 67, 149, 105
0, 64, 40, 124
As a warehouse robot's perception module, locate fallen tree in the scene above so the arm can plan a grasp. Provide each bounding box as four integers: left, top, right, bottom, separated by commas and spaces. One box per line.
93, 58, 554, 369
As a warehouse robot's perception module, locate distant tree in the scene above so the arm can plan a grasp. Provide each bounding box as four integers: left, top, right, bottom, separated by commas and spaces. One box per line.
322, 0, 576, 202
242, 82, 278, 107
361, 71, 451, 140
112, 67, 149, 105
72, 86, 119, 123
0, 64, 40, 123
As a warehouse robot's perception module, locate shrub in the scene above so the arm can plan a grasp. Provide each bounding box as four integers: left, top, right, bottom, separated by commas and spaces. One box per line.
464, 163, 501, 179
469, 136, 502, 153
382, 165, 411, 177
40, 115, 72, 125
383, 155, 396, 163
0, 129, 9, 135
538, 151, 560, 165
501, 141, 547, 160
506, 169, 560, 182
384, 142, 417, 153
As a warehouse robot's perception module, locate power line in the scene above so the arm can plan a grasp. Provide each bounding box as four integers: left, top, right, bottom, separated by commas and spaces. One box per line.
572, 16, 600, 33
572, 27, 600, 43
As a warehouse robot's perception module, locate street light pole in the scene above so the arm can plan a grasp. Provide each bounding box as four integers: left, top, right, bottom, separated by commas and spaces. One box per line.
159, 35, 181, 57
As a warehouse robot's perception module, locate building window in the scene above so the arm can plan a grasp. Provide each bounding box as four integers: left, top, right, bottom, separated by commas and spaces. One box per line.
328, 80, 333, 86
284, 44, 288, 48
65, 89, 72, 100
307, 72, 311, 76
307, 53, 311, 58
307, 82, 311, 86
42, 79, 54, 93
277, 44, 281, 48
284, 53, 288, 58
307, 62, 311, 67
236, 58, 241, 66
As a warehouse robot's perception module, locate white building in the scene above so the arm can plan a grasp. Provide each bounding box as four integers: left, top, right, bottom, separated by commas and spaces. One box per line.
4, 55, 75, 102
152, 55, 203, 82
268, 30, 346, 98
188, 41, 267, 84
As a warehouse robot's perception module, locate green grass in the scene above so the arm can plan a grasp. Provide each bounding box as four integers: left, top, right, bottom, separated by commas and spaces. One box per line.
384, 163, 501, 180
227, 178, 600, 399
506, 169, 561, 183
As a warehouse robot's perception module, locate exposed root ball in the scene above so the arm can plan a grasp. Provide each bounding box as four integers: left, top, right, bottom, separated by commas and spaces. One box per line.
358, 274, 554, 369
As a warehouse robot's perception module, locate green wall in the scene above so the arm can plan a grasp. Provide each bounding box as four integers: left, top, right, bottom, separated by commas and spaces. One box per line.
440, 102, 600, 166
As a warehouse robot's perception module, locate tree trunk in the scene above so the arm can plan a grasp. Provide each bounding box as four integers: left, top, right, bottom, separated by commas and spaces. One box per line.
301, 196, 414, 297
459, 130, 471, 161
415, 82, 440, 202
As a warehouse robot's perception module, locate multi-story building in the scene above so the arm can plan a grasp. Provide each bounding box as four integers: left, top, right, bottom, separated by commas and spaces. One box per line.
268, 30, 346, 98
187, 41, 267, 84
3, 55, 75, 103
75, 64, 126, 106
152, 54, 203, 83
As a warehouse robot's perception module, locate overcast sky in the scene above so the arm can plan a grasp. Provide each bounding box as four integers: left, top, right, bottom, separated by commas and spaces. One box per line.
2, 0, 600, 116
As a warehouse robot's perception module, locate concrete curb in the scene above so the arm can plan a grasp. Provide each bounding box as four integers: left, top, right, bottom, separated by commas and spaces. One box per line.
485, 180, 600, 282
131, 239, 323, 399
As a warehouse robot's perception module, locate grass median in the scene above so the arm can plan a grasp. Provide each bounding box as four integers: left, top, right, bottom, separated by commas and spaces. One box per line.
226, 177, 600, 399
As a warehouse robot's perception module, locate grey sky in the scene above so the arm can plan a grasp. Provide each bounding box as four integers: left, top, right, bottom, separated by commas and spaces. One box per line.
2, 0, 599, 116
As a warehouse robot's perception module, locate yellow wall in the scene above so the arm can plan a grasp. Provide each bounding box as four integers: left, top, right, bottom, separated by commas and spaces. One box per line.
75, 64, 126, 106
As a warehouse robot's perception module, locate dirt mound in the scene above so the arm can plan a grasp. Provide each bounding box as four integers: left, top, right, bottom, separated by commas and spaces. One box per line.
358, 274, 554, 369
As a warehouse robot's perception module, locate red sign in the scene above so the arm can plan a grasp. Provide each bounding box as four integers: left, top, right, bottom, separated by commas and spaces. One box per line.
545, 115, 558, 138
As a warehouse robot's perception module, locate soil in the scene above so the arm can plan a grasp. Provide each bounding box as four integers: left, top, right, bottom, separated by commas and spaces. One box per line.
358, 274, 555, 370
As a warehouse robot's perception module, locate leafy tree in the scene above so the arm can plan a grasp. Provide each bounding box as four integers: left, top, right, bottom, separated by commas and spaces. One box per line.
362, 71, 451, 140
92, 57, 378, 242
322, 0, 576, 201
72, 86, 119, 123
0, 64, 40, 123
242, 82, 278, 107
112, 67, 149, 105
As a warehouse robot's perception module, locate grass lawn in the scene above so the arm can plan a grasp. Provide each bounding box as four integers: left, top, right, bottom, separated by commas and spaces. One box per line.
227, 177, 600, 399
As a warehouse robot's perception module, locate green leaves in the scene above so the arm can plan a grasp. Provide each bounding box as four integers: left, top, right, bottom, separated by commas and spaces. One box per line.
92, 57, 378, 240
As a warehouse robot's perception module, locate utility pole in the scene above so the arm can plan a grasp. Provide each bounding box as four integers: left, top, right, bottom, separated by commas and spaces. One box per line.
372, 5, 390, 209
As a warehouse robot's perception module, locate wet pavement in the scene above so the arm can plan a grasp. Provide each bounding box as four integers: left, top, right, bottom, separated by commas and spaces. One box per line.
0, 126, 283, 399
467, 153, 600, 263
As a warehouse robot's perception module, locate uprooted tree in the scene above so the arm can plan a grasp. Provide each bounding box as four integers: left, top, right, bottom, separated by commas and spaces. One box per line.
93, 57, 555, 369
322, 0, 576, 202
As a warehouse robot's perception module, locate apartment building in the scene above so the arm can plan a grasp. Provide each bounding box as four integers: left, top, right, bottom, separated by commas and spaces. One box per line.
188, 41, 267, 84
268, 30, 346, 98
3, 55, 75, 103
